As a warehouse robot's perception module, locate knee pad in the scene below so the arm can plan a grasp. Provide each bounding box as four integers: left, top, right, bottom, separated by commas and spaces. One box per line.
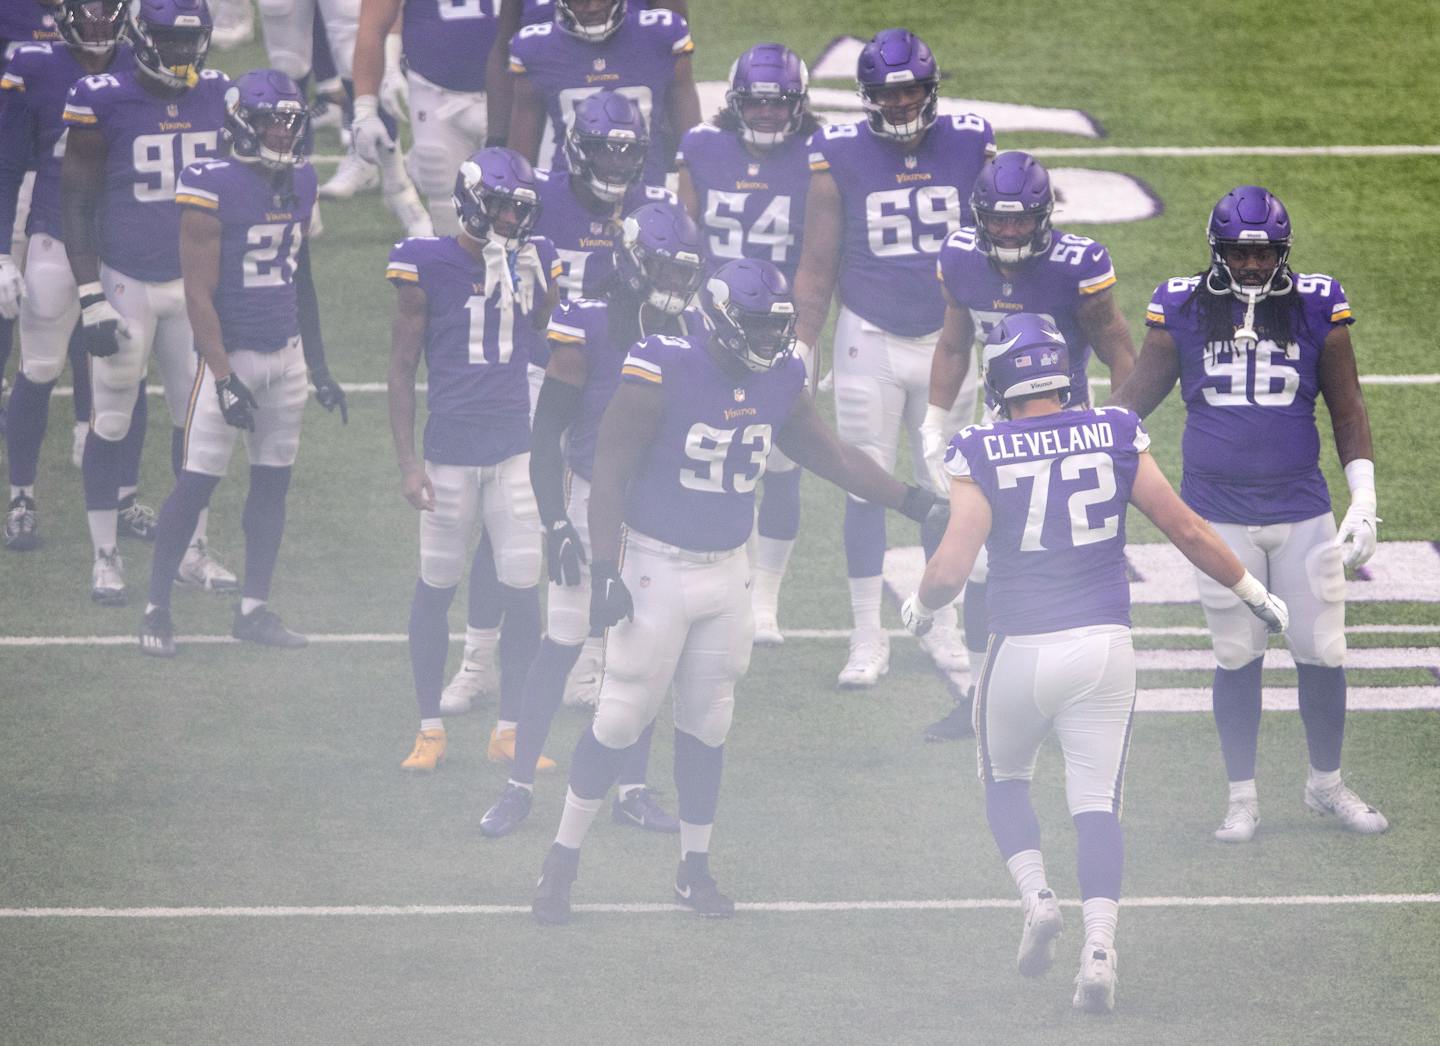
1211, 627, 1266, 672
833, 378, 883, 454
19, 349, 65, 385
1289, 541, 1346, 667
90, 401, 135, 442
494, 535, 541, 589
673, 691, 735, 749
409, 139, 460, 198
1198, 574, 1265, 670
546, 579, 590, 646
590, 683, 652, 751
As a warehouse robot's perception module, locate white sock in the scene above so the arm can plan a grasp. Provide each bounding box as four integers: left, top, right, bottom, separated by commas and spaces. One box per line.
617, 782, 644, 801
679, 820, 713, 859
751, 565, 785, 617
555, 787, 604, 850
465, 626, 500, 659
1082, 897, 1119, 950
240, 597, 265, 616
420, 718, 443, 733
192, 507, 209, 545
1308, 767, 1342, 792
87, 509, 118, 554
145, 602, 158, 615
1228, 779, 1258, 804
754, 535, 794, 580
11, 485, 33, 501
118, 484, 137, 502
506, 778, 534, 793
848, 575, 883, 633
1005, 849, 1049, 896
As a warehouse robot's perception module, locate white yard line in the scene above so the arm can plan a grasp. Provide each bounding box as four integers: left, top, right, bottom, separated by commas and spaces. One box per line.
2, 893, 1435, 920
1026, 144, 1440, 158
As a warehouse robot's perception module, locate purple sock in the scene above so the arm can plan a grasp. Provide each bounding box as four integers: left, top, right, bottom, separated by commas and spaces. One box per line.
569, 725, 626, 801
674, 729, 724, 825
170, 424, 184, 476
619, 721, 655, 789
82, 430, 122, 511
118, 379, 147, 489
756, 467, 802, 540
409, 579, 456, 719
1212, 657, 1264, 781
843, 496, 886, 578
497, 583, 541, 723
1297, 664, 1347, 773
512, 638, 584, 786
5, 374, 55, 488
985, 779, 1042, 860
0, 317, 12, 382
241, 465, 292, 602
1073, 810, 1123, 901
962, 580, 989, 657
67, 326, 91, 422
467, 531, 503, 629
147, 471, 220, 608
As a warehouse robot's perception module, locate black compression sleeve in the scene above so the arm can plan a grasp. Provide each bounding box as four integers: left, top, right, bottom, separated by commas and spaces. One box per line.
530, 376, 583, 525
295, 240, 327, 374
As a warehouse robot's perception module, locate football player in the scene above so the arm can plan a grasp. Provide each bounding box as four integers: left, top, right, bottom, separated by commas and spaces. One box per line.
477, 199, 703, 839
792, 28, 995, 688
921, 151, 1137, 740
1110, 186, 1388, 841
677, 42, 818, 646
139, 68, 344, 656
505, 0, 700, 188
531, 258, 942, 925
385, 147, 557, 774
2, 0, 140, 553
902, 315, 1287, 1013
62, 0, 235, 605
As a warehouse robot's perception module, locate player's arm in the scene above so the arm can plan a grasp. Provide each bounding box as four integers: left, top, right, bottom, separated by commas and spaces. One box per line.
1077, 286, 1136, 390
1106, 325, 1179, 418
675, 161, 699, 220
484, 0, 524, 145
665, 52, 702, 166
351, 0, 401, 100
916, 478, 991, 611
587, 380, 664, 625
60, 122, 106, 287
919, 290, 976, 489
295, 238, 347, 423
1129, 450, 1288, 630
505, 64, 545, 165
1318, 323, 1379, 568
386, 281, 434, 510
531, 342, 587, 584
0, 84, 37, 318
179, 207, 227, 379
791, 169, 840, 353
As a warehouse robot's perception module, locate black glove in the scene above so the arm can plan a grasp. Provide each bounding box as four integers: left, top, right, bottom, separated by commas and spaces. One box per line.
589, 559, 633, 630
899, 483, 940, 523
311, 367, 348, 424
216, 372, 258, 431
77, 284, 125, 358
546, 517, 587, 587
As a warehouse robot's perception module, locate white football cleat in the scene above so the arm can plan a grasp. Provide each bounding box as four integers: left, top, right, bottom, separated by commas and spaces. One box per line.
71, 421, 89, 468
209, 6, 254, 49
1214, 798, 1260, 843
1304, 781, 1389, 834
1017, 888, 1064, 977
386, 183, 435, 239
562, 636, 604, 707
319, 150, 379, 199
176, 539, 238, 592
439, 645, 500, 716
837, 628, 890, 689
1072, 943, 1118, 1014
917, 603, 969, 674
752, 605, 784, 646
91, 547, 126, 606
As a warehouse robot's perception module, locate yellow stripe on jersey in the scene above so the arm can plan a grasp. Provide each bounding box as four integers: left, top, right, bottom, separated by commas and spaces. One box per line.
673, 35, 694, 55
809, 159, 830, 171
548, 330, 584, 344
1144, 310, 1165, 324
1331, 308, 1353, 322
175, 193, 219, 210
621, 364, 662, 384
508, 59, 525, 74
63, 110, 97, 124
550, 261, 564, 278
385, 267, 420, 283
0, 78, 23, 91
1079, 273, 1118, 295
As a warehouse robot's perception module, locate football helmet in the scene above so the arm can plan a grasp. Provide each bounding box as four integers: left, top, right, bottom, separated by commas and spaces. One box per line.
1206, 185, 1293, 300
224, 69, 308, 170
856, 28, 939, 141
453, 147, 542, 250
616, 200, 705, 314
702, 259, 797, 373
555, 0, 626, 43
972, 152, 1055, 265
42, 0, 127, 56
127, 0, 212, 92
982, 313, 1071, 416
727, 43, 810, 148
564, 89, 648, 203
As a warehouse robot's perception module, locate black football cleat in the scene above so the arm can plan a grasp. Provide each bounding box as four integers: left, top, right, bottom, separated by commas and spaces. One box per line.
139, 606, 177, 658
532, 844, 580, 926
674, 852, 735, 918
3, 494, 41, 551
117, 495, 159, 541
480, 783, 533, 838
232, 606, 308, 648
612, 787, 680, 833
924, 688, 976, 742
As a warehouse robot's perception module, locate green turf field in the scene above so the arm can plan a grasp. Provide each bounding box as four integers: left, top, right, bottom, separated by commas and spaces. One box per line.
3, 2, 1439, 1042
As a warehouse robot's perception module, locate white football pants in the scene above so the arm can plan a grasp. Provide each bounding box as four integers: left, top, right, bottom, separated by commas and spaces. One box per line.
181, 338, 308, 477
17, 234, 77, 384
419, 452, 542, 591
405, 69, 488, 235
93, 265, 197, 440
257, 0, 358, 81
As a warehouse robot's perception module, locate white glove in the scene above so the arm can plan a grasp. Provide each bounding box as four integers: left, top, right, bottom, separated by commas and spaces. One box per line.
1334, 460, 1378, 569
900, 592, 936, 637
513, 242, 545, 315
350, 93, 393, 165
0, 254, 25, 319
379, 33, 409, 123
792, 338, 814, 382
920, 402, 951, 496
1231, 570, 1289, 635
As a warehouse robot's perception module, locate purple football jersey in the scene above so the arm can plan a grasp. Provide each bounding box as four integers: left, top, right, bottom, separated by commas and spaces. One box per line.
808, 115, 994, 337
508, 5, 692, 186
532, 165, 674, 299
1146, 274, 1350, 524
387, 233, 559, 466
677, 122, 810, 284
402, 1, 501, 93
945, 405, 1150, 634
63, 66, 228, 282
620, 330, 807, 551
545, 291, 703, 480
521, 0, 556, 25
175, 158, 317, 353
0, 6, 59, 50
938, 225, 1118, 408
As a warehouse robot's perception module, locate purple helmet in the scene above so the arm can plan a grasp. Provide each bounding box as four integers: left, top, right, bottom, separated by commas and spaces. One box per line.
224, 69, 309, 170
616, 200, 705, 314
564, 89, 649, 203
982, 314, 1071, 415
856, 28, 939, 141
972, 152, 1055, 265
452, 147, 542, 250
726, 43, 810, 148
128, 0, 212, 92
702, 259, 797, 372
555, 0, 626, 42
1206, 185, 1293, 299
43, 0, 127, 56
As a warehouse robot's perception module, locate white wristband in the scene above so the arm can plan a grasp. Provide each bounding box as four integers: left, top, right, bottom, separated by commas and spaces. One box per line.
1343, 458, 1376, 506
1230, 570, 1268, 606
352, 94, 379, 122
78, 280, 103, 299
923, 402, 949, 431
384, 33, 402, 72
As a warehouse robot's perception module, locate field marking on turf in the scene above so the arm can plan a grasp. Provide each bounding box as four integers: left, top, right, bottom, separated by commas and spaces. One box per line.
2, 893, 1436, 920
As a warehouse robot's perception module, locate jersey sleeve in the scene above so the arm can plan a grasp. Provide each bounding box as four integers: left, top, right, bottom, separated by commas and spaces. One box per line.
1298, 273, 1353, 327
386, 238, 427, 286
0, 54, 40, 236
507, 23, 547, 75
676, 124, 717, 170
942, 429, 979, 480
62, 74, 105, 127
620, 335, 667, 386
659, 10, 694, 56
547, 296, 605, 349
1144, 279, 1176, 328
531, 234, 562, 285
175, 161, 224, 212
936, 228, 978, 297
806, 127, 836, 173
1098, 405, 1152, 453
1075, 240, 1118, 297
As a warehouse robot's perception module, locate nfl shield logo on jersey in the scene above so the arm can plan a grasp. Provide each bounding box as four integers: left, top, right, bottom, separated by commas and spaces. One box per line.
733, 388, 746, 402
167, 103, 179, 118
904, 154, 918, 170
593, 58, 606, 72
747, 163, 760, 177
